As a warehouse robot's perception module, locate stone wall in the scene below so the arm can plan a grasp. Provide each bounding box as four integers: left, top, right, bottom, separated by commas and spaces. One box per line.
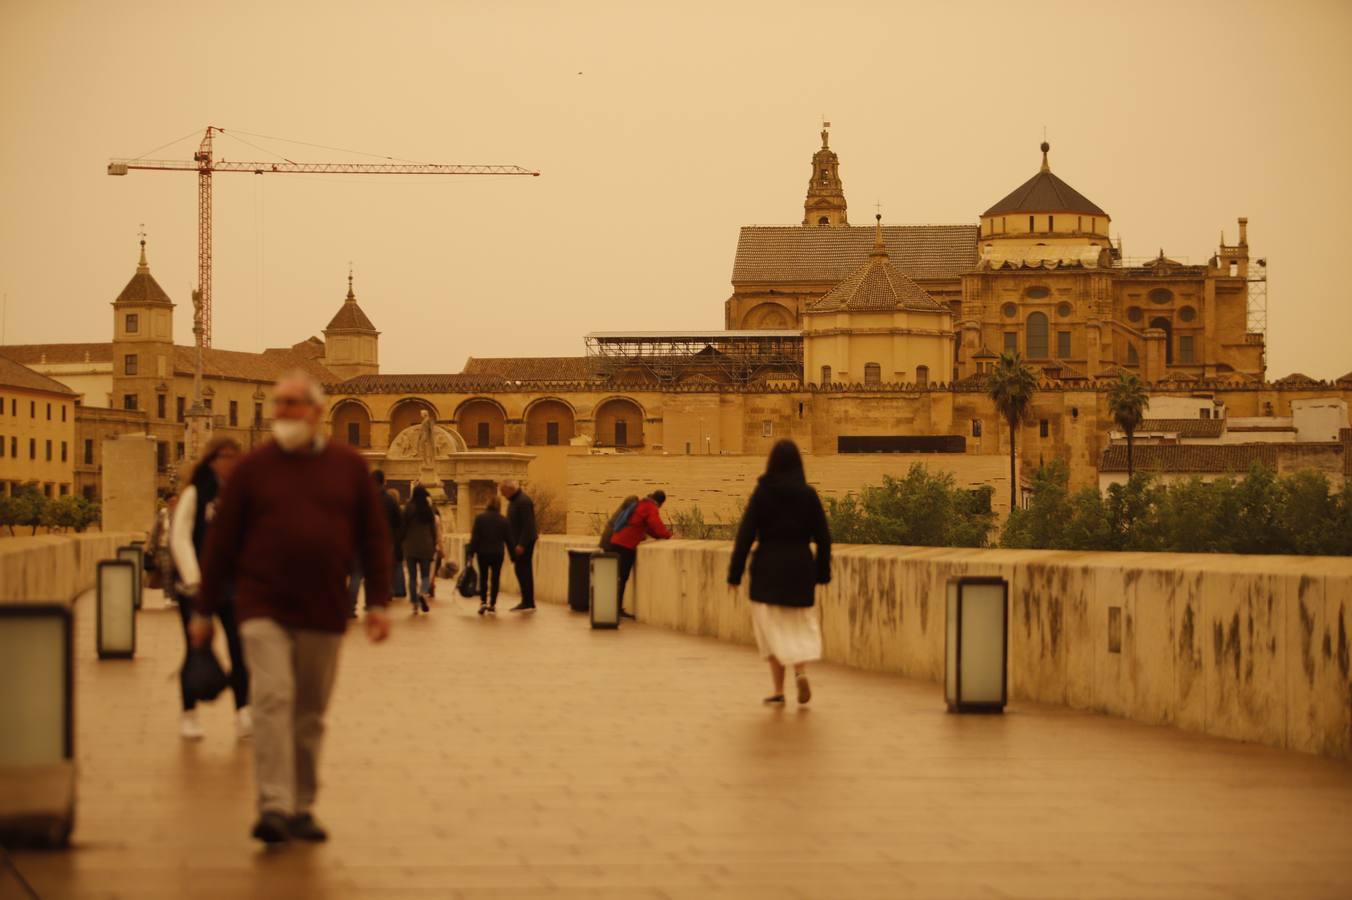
0, 533, 137, 605
442, 534, 1352, 759
564, 452, 1012, 535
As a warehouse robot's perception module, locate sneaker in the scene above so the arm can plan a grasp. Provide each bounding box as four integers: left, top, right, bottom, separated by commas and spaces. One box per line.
619, 609, 636, 620
251, 811, 290, 846
180, 710, 204, 741
509, 603, 536, 613
419, 597, 430, 613
287, 812, 328, 843
488, 605, 497, 614
763, 694, 786, 706
478, 603, 487, 616
235, 707, 253, 740
796, 674, 812, 705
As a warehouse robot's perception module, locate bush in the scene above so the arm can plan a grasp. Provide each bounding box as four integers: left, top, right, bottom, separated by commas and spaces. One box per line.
0, 482, 47, 535
1004, 463, 1350, 556
668, 502, 741, 540
825, 464, 995, 547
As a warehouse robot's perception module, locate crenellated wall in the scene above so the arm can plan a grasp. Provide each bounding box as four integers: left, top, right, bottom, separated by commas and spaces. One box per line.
444, 534, 1352, 759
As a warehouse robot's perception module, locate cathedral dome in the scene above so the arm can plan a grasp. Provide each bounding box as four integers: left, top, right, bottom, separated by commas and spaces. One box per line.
979, 142, 1111, 244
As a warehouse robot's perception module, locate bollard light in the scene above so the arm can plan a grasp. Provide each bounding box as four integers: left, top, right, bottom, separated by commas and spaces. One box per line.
589, 552, 620, 629
944, 576, 1008, 713
0, 603, 75, 848
97, 559, 137, 659
116, 545, 144, 610
567, 548, 597, 614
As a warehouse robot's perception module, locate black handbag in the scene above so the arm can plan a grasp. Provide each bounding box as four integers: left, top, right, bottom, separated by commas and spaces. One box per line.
183, 645, 230, 703
456, 563, 479, 598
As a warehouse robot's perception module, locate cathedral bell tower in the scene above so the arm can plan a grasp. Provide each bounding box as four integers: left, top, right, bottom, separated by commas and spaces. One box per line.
802, 124, 848, 227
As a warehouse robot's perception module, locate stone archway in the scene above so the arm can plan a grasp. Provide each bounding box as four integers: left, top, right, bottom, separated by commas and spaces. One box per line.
594, 397, 645, 448
330, 399, 372, 448
524, 398, 576, 446
457, 398, 507, 449
743, 303, 795, 329
389, 398, 439, 442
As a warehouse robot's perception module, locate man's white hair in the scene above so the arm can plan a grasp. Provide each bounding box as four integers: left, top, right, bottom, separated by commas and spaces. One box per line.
500, 478, 518, 491
276, 370, 327, 407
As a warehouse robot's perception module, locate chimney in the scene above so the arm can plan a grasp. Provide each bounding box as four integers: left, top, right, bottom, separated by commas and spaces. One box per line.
1238, 217, 1248, 246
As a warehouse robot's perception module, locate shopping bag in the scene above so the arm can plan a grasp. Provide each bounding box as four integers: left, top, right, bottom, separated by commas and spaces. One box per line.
456, 563, 479, 598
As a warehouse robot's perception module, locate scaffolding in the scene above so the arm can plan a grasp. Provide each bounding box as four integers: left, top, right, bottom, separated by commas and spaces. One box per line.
584, 331, 803, 385
1247, 257, 1268, 337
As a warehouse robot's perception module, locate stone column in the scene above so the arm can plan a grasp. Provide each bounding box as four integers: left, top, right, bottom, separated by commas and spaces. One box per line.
102, 433, 156, 534
1143, 328, 1167, 383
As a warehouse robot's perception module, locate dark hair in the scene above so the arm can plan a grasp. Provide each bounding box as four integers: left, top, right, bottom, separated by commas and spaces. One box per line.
764, 439, 805, 480
190, 436, 242, 491
373, 469, 386, 486
409, 484, 434, 522
485, 496, 500, 513
651, 489, 667, 505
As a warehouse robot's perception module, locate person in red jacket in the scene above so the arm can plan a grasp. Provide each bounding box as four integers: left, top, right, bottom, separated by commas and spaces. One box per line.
608, 490, 672, 619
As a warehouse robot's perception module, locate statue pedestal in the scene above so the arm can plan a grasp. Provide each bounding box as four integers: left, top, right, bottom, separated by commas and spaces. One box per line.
418, 466, 446, 501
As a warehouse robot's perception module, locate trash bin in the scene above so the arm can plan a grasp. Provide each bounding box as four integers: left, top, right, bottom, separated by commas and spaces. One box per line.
589, 553, 620, 629
97, 559, 137, 660
116, 545, 143, 610
567, 548, 597, 613
944, 576, 1008, 713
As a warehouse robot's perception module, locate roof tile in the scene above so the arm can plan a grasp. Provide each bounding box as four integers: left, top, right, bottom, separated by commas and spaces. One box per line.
0, 355, 79, 395
1100, 443, 1278, 474
732, 225, 978, 284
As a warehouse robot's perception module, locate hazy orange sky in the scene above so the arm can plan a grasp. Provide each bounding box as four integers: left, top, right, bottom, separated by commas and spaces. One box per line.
1, 0, 1349, 379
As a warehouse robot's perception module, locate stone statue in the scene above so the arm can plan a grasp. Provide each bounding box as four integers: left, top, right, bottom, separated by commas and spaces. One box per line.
416, 409, 437, 466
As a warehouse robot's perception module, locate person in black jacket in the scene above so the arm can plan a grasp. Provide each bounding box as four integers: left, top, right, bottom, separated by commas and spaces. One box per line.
727, 439, 831, 706
500, 479, 538, 612
468, 496, 510, 614
349, 470, 406, 616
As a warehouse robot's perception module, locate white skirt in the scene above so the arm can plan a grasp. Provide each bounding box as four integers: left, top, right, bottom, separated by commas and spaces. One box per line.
751, 602, 822, 666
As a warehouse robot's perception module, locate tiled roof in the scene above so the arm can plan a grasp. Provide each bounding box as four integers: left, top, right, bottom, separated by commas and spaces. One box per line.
1100, 443, 1278, 474
325, 295, 377, 333
171, 345, 335, 384
1336, 370, 1352, 385
331, 373, 508, 394
809, 240, 949, 314
0, 343, 113, 365
732, 225, 978, 284
1273, 372, 1323, 386
462, 357, 599, 382
0, 355, 79, 395
982, 147, 1107, 217
1137, 418, 1226, 439
114, 268, 173, 307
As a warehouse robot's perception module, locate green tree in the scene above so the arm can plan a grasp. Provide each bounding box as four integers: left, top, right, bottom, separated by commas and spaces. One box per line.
40, 495, 86, 533
1001, 461, 1112, 550
824, 464, 995, 547
987, 351, 1038, 513
1232, 464, 1288, 554
1105, 473, 1161, 551
1153, 476, 1237, 554
1107, 373, 1149, 479
0, 482, 48, 535
1279, 470, 1341, 555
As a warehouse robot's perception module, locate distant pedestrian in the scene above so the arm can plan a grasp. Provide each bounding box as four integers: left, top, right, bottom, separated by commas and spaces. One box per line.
608, 490, 672, 619
147, 494, 178, 608
194, 371, 392, 846
500, 479, 538, 612
348, 470, 406, 615
171, 436, 250, 741
402, 484, 439, 615
727, 440, 831, 706
468, 495, 510, 614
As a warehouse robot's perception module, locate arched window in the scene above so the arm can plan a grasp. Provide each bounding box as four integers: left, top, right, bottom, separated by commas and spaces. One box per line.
916, 365, 929, 387
1150, 317, 1174, 365
820, 365, 831, 385
1026, 312, 1049, 359
864, 363, 881, 386
817, 216, 829, 226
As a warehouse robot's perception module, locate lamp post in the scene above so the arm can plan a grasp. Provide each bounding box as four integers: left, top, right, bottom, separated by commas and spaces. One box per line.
97, 559, 138, 659
944, 576, 1008, 712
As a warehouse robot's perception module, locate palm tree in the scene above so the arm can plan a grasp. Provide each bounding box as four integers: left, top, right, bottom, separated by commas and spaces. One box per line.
1107, 373, 1149, 479
987, 352, 1038, 513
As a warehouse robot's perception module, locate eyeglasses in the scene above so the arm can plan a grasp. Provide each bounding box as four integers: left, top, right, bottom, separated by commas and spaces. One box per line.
273, 396, 310, 409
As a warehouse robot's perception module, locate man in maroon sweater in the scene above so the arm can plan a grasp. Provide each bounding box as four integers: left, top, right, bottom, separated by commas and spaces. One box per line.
193, 372, 392, 845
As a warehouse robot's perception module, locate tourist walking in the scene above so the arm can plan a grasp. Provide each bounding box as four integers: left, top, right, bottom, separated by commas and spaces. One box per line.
170, 436, 250, 741
147, 494, 178, 608
500, 479, 538, 612
467, 496, 510, 614
727, 440, 831, 706
402, 484, 439, 615
193, 371, 392, 846
608, 490, 672, 619
348, 470, 406, 615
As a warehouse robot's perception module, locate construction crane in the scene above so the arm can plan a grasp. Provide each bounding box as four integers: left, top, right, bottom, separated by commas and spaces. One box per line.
108, 125, 539, 348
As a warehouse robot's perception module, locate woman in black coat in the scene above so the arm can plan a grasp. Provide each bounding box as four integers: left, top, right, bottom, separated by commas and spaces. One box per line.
728, 439, 832, 705
467, 496, 510, 615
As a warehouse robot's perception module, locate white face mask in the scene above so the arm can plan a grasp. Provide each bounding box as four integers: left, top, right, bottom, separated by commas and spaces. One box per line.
271, 418, 315, 452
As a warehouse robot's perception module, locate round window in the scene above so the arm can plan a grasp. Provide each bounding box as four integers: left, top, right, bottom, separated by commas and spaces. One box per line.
1002, 303, 1018, 319
1056, 302, 1073, 317
1149, 288, 1173, 304
1024, 286, 1051, 299
1178, 305, 1197, 323
1127, 306, 1144, 323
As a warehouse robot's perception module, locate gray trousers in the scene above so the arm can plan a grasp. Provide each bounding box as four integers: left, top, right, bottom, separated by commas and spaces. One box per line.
240, 618, 342, 816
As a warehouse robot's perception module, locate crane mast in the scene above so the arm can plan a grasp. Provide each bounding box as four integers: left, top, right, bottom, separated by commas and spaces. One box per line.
109, 125, 539, 348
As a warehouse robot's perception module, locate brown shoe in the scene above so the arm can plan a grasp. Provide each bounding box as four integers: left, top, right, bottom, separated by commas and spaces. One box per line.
796, 674, 811, 704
